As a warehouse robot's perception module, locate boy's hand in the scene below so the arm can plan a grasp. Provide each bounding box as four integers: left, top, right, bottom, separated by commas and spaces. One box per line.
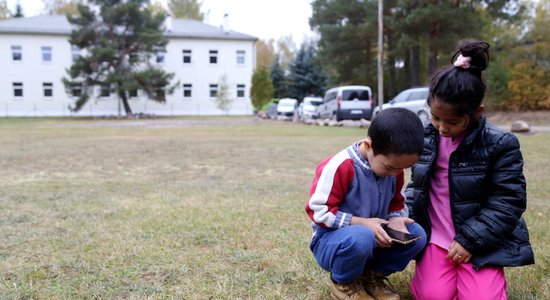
387, 217, 414, 233
351, 216, 392, 248
446, 241, 472, 264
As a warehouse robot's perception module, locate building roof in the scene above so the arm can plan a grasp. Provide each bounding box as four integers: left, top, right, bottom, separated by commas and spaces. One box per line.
0, 15, 257, 41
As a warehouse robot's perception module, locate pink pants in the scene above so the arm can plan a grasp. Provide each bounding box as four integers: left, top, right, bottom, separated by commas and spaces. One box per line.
411, 244, 507, 300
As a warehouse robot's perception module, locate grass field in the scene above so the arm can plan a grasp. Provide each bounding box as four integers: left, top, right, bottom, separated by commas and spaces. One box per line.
0, 117, 548, 299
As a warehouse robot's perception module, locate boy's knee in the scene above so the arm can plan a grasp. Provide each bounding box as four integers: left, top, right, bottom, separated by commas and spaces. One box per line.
338, 227, 376, 256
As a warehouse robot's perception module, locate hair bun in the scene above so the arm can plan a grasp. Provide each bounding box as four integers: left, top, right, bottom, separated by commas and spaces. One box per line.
452, 39, 490, 71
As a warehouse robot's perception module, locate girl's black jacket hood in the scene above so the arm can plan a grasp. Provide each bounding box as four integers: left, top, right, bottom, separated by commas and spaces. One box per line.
405, 116, 535, 270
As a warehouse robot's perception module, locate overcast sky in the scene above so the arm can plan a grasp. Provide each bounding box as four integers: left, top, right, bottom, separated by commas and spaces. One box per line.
5, 0, 315, 46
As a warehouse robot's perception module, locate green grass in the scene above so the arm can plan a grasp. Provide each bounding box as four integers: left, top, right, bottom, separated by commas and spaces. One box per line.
0, 118, 548, 299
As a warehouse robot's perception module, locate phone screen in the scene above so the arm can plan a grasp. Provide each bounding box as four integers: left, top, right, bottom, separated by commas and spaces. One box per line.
382, 225, 421, 244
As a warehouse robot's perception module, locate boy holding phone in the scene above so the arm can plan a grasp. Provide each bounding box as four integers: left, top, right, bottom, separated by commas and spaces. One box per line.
305, 108, 427, 300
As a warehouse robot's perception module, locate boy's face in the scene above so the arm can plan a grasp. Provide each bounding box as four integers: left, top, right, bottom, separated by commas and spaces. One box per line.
362, 138, 419, 176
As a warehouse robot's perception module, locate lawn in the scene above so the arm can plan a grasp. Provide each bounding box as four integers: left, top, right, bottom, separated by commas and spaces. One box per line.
0, 117, 548, 299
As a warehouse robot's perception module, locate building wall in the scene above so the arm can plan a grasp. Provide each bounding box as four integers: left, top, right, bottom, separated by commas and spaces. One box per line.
0, 33, 255, 117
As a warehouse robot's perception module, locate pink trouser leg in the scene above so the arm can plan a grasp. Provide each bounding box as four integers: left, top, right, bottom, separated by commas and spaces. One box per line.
411, 244, 458, 300
457, 262, 507, 300
411, 244, 507, 300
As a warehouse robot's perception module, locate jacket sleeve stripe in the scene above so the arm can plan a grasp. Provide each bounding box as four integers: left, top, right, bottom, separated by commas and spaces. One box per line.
307, 149, 353, 228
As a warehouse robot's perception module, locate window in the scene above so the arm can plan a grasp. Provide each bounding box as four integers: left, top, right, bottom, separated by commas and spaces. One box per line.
11, 45, 22, 61
129, 51, 138, 63
71, 83, 83, 97
71, 46, 81, 62
13, 82, 23, 97
183, 84, 192, 98
209, 50, 218, 64
237, 84, 245, 98
43, 82, 53, 97
209, 84, 218, 97
42, 46, 52, 62
236, 50, 245, 65
156, 87, 165, 99
156, 50, 166, 64
182, 49, 192, 64
408, 90, 429, 102
129, 89, 138, 98
100, 83, 110, 97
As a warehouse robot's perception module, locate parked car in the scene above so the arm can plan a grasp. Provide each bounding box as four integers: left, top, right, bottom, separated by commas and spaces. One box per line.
277, 98, 298, 117
318, 85, 374, 121
298, 96, 323, 120
266, 100, 279, 119
372, 87, 430, 125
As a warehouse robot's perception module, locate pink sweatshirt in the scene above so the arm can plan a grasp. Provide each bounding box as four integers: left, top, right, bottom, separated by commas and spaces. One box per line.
428, 134, 465, 249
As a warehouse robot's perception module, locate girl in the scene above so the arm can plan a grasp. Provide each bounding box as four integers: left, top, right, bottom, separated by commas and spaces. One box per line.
406, 39, 534, 300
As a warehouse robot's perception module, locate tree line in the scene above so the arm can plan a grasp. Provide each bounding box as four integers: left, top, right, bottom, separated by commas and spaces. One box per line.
251, 0, 550, 112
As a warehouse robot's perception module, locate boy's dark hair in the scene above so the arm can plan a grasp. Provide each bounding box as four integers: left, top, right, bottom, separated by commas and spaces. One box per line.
428, 39, 490, 116
368, 107, 424, 156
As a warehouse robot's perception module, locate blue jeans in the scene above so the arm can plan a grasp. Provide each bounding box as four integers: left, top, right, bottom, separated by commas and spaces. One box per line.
310, 223, 427, 283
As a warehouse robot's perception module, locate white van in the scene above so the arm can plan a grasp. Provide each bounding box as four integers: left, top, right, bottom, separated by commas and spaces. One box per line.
276, 98, 298, 117
318, 85, 373, 121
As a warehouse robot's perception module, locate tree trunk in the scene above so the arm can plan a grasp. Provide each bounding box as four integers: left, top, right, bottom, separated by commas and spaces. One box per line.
118, 88, 133, 117
428, 45, 439, 77
411, 45, 420, 87
386, 27, 396, 98
428, 19, 441, 77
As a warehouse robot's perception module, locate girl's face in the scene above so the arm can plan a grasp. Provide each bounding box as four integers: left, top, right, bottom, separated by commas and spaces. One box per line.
429, 97, 482, 138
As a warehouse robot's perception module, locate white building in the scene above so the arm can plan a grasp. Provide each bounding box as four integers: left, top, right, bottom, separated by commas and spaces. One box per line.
0, 15, 257, 117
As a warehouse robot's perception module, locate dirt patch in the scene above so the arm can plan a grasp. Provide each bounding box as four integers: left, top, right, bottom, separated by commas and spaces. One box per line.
486, 110, 550, 126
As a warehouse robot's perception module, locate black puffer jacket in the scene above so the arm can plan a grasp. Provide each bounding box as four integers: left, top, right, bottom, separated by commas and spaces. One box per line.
406, 116, 534, 270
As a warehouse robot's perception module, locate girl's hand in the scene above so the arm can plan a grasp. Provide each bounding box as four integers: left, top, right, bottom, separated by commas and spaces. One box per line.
351, 217, 392, 248
446, 241, 472, 264
387, 217, 415, 233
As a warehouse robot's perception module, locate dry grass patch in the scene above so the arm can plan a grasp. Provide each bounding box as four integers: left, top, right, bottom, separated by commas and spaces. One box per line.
0, 117, 548, 299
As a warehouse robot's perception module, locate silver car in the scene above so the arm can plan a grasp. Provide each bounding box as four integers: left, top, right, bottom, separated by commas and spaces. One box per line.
372, 87, 430, 125
299, 96, 323, 120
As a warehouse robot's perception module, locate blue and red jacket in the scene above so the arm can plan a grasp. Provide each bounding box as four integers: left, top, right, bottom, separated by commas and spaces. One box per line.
305, 142, 406, 234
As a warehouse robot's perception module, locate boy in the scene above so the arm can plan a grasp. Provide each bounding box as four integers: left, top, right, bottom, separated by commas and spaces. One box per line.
305, 108, 427, 300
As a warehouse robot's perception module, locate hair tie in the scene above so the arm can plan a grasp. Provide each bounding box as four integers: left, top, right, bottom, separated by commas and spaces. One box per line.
453, 54, 471, 69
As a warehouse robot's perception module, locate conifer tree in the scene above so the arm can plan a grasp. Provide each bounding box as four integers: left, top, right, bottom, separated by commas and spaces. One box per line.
270, 55, 287, 99
63, 0, 177, 116
288, 42, 328, 101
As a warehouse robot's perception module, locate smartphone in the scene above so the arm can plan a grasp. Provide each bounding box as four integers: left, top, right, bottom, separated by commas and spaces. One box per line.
382, 224, 421, 245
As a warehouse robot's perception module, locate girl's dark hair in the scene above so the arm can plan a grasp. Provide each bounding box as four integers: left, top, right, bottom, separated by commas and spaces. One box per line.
428, 39, 490, 116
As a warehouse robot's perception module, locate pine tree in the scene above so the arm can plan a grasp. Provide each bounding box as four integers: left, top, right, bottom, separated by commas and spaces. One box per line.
270, 55, 287, 99
63, 0, 177, 117
288, 42, 328, 101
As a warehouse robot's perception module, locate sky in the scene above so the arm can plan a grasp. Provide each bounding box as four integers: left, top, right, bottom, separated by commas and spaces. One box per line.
5, 0, 315, 46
